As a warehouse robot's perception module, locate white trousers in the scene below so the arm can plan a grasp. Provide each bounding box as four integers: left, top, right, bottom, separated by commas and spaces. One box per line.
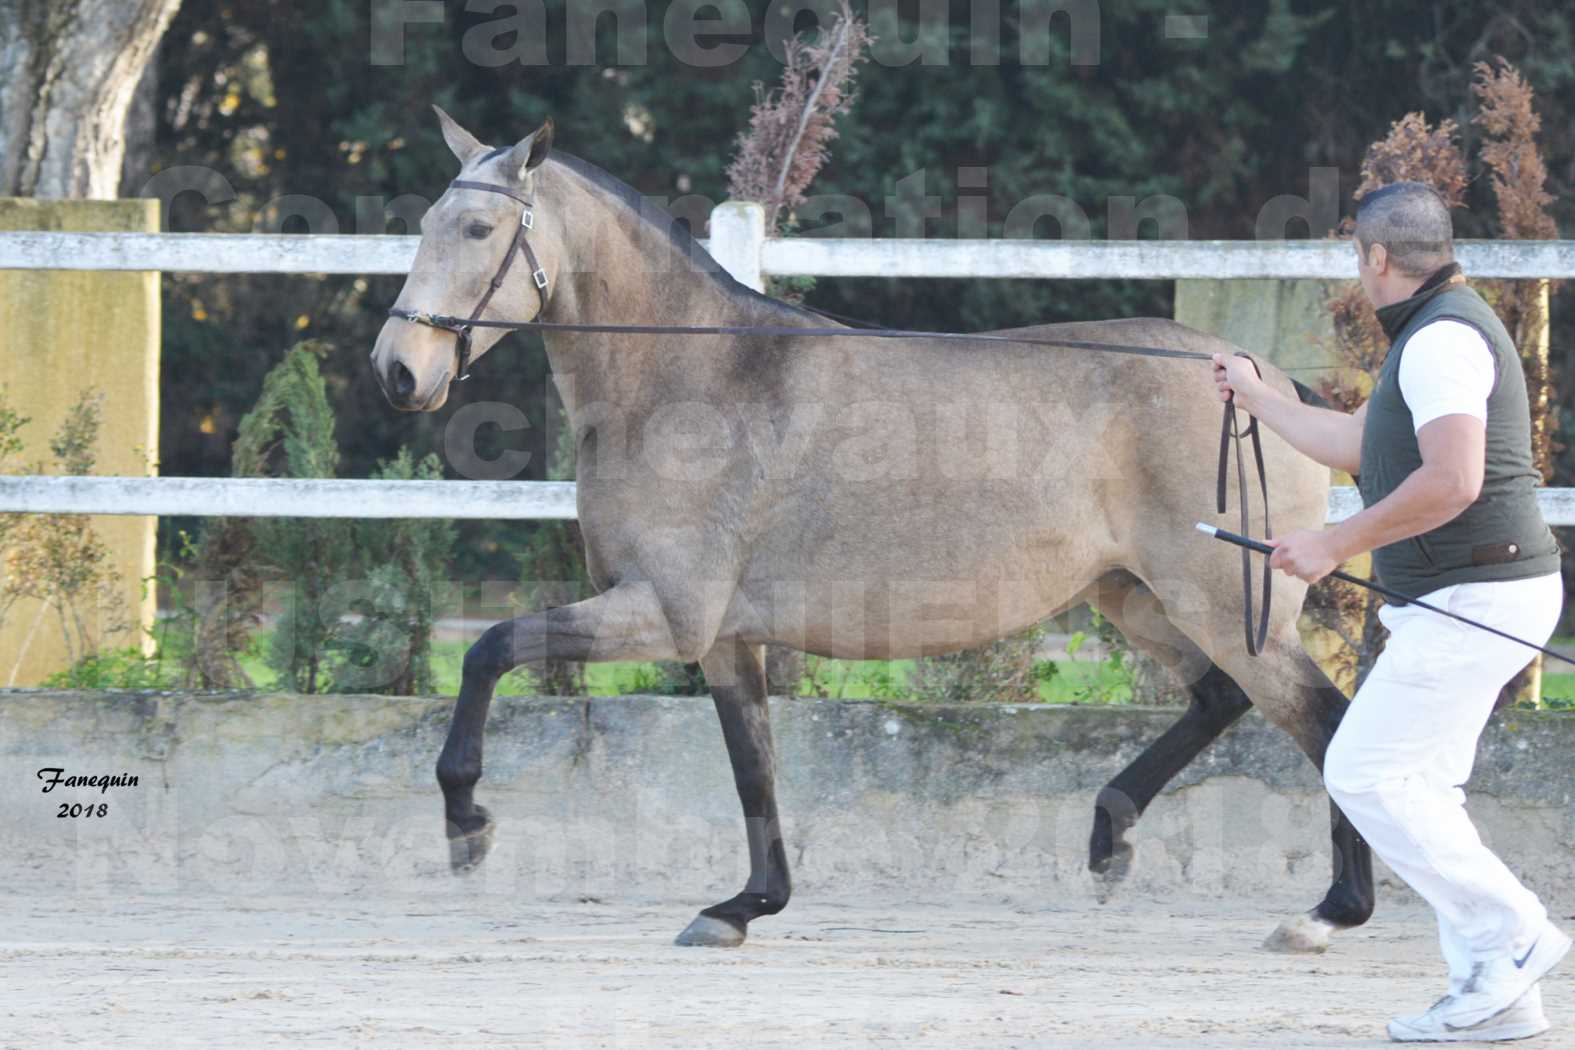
1323, 571, 1564, 970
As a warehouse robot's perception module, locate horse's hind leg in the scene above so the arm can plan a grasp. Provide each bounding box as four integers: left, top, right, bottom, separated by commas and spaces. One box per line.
437, 582, 680, 872
675, 638, 791, 948
1257, 653, 1375, 955
1144, 577, 1376, 953
1084, 572, 1253, 888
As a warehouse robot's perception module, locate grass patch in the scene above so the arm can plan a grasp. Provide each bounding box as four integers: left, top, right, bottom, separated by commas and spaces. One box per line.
53, 623, 1137, 704
800, 656, 1131, 704
1538, 672, 1575, 710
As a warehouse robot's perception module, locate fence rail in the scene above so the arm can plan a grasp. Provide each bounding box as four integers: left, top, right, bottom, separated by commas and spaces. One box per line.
3, 219, 1572, 526
2, 477, 1574, 527
760, 238, 1575, 281
3, 233, 1575, 280
0, 477, 578, 520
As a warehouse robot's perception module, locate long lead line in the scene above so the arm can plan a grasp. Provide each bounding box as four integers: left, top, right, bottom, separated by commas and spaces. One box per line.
1196, 522, 1575, 668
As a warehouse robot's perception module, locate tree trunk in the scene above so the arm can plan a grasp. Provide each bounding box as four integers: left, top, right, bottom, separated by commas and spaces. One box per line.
119, 45, 161, 198
0, 0, 183, 199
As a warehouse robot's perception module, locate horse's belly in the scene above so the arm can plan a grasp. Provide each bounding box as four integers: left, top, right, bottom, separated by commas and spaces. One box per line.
734, 487, 1106, 659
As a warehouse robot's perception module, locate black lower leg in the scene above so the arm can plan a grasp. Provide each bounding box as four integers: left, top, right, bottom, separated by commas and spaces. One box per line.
691, 642, 791, 938
1091, 663, 1252, 876
435, 619, 524, 868
1315, 797, 1375, 927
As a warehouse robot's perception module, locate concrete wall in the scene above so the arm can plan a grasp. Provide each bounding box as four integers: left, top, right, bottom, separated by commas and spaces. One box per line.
0, 200, 160, 685
4, 691, 1571, 908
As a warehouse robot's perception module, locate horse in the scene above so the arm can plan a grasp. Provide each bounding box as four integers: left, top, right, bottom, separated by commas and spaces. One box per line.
369, 107, 1373, 952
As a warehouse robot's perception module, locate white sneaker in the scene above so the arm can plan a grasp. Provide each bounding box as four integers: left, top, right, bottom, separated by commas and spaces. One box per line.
1389, 985, 1549, 1042
1443, 923, 1571, 1030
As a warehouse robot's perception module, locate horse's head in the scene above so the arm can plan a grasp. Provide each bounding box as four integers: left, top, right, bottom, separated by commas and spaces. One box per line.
372, 106, 559, 411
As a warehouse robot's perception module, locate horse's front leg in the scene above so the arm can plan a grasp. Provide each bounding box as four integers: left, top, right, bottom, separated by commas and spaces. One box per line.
1090, 663, 1253, 886
437, 581, 680, 872
674, 638, 792, 948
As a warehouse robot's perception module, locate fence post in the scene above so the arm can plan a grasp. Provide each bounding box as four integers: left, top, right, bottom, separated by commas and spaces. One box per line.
707, 201, 767, 292
0, 199, 160, 685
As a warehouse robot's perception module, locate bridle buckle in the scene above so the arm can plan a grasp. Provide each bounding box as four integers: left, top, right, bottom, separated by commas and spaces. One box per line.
521, 207, 535, 231
533, 268, 549, 290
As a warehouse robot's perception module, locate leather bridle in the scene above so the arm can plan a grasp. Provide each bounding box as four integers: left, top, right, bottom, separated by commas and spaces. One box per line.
388, 180, 550, 381
386, 178, 1276, 656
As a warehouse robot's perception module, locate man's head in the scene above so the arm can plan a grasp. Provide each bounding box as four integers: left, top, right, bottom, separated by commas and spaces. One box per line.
1353, 181, 1456, 307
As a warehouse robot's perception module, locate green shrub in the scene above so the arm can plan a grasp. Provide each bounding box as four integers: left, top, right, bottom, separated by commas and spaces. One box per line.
44, 646, 169, 690
179, 343, 452, 695
333, 448, 456, 695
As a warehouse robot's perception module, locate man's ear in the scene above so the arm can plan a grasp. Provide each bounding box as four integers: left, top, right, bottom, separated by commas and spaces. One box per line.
433, 105, 487, 166
1367, 241, 1389, 275
500, 119, 555, 183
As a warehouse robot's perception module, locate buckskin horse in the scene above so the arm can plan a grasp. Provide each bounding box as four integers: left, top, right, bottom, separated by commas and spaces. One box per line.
369, 108, 1372, 952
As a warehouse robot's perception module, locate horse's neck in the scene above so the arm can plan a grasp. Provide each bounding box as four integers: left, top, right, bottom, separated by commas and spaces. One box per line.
542, 170, 752, 329
535, 169, 771, 416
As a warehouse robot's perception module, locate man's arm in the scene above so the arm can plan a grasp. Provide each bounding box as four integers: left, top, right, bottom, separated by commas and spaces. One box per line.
1321, 413, 1485, 565
1212, 354, 1365, 475
1263, 412, 1487, 585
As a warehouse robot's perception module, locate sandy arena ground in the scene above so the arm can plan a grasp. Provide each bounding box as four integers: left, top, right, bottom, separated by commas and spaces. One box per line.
4, 892, 1571, 1048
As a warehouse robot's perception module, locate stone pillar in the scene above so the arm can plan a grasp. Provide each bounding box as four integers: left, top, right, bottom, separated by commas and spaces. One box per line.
0, 199, 160, 685
1174, 278, 1344, 372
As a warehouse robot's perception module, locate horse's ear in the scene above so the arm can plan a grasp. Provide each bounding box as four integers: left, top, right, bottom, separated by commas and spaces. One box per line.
501, 118, 555, 182
433, 104, 487, 166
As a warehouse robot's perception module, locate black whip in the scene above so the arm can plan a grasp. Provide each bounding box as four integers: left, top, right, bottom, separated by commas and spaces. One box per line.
1196, 522, 1575, 668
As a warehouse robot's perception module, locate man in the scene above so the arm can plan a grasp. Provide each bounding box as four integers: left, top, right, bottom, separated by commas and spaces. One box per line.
1213, 180, 1567, 1043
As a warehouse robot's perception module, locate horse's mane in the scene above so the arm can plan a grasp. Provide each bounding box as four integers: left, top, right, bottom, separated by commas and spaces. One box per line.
549, 151, 710, 259
546, 150, 836, 326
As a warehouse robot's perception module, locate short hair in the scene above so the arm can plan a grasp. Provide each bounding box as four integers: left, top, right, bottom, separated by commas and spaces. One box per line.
1354, 182, 1455, 277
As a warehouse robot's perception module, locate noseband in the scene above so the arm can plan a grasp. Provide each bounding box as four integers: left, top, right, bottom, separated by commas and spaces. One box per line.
388, 180, 550, 381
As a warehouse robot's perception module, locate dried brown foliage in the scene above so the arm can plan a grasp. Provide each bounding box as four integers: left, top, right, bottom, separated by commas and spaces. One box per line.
1473, 59, 1557, 243
1353, 112, 1470, 208
725, 0, 870, 234
1472, 58, 1561, 475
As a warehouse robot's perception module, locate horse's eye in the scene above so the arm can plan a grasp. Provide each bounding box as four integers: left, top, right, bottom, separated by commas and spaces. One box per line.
465, 222, 493, 240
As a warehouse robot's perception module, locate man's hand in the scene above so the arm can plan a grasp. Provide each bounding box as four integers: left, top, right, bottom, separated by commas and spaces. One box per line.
1212, 352, 1272, 416
1266, 529, 1342, 584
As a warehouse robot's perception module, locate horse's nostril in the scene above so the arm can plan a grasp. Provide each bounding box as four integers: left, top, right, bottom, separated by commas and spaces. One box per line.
391, 361, 416, 400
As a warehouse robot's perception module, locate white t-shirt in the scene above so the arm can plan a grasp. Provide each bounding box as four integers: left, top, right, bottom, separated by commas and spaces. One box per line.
1397, 319, 1497, 433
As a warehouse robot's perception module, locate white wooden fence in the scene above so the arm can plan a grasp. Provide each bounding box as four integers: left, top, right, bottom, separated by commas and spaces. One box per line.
0, 475, 1570, 526
1, 204, 1572, 525
4, 229, 1575, 280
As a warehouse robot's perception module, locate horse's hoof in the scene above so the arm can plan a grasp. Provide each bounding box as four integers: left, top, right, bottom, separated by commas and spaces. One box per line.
674, 914, 746, 948
446, 803, 495, 874
1263, 912, 1334, 954
1090, 834, 1134, 903
1089, 799, 1136, 890
1090, 839, 1134, 884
